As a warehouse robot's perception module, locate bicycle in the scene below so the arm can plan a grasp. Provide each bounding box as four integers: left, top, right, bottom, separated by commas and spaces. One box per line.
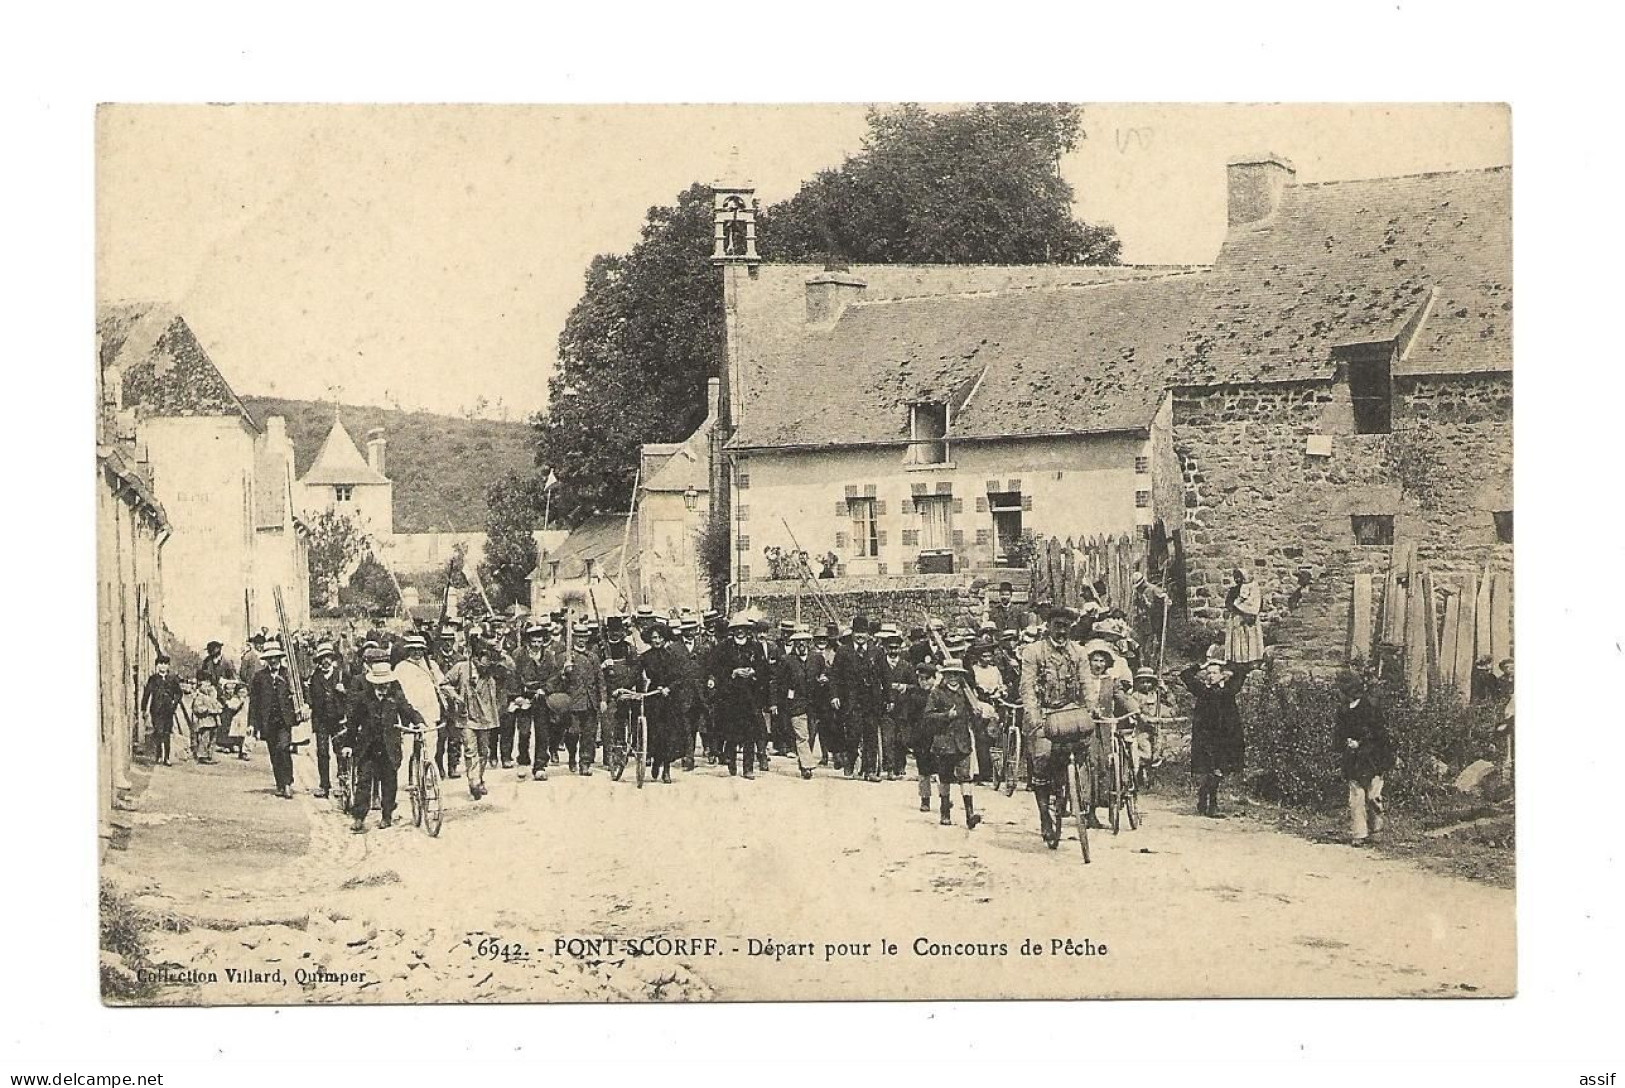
1052, 741, 1092, 864
607, 683, 663, 789
992, 699, 1024, 797
1095, 714, 1140, 835
396, 722, 443, 837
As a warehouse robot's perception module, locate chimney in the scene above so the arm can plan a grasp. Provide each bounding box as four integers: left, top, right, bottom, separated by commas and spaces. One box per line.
265, 415, 287, 445
366, 427, 387, 477
805, 270, 867, 326
1226, 153, 1296, 228
705, 377, 721, 422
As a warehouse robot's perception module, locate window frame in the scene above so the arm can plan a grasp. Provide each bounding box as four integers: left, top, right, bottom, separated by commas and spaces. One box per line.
915, 493, 954, 552
1349, 354, 1394, 435
907, 401, 950, 465
1350, 513, 1395, 546
334, 485, 354, 503
847, 497, 881, 558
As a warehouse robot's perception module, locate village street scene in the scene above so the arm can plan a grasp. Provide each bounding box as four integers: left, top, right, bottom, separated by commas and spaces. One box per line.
96, 103, 1514, 1004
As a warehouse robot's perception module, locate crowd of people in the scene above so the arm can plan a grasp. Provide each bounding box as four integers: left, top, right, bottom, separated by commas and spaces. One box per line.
139, 577, 1514, 851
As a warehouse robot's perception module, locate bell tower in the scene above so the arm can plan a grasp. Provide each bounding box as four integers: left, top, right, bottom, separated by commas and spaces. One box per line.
710, 152, 759, 266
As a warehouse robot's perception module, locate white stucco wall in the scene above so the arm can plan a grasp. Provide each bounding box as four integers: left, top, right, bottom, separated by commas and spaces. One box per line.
731, 433, 1146, 582
140, 415, 259, 648
637, 489, 710, 613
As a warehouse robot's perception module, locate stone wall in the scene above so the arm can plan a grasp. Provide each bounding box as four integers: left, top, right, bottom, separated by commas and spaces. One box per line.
1172, 373, 1512, 666
734, 574, 988, 631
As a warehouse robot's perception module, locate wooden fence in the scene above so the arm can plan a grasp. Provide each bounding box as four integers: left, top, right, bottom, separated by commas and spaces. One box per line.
1350, 543, 1512, 705
1026, 533, 1150, 615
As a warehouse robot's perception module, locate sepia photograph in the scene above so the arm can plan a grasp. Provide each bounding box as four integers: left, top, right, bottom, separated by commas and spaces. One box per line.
94, 102, 1514, 1005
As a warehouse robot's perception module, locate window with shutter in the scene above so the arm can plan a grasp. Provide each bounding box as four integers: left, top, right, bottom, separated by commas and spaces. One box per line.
916, 495, 952, 550
846, 498, 880, 557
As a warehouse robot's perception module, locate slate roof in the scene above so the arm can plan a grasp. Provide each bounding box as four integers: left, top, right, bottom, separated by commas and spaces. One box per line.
643, 416, 712, 493
728, 271, 1205, 450
537, 514, 628, 582
726, 165, 1510, 451
99, 302, 257, 426
300, 415, 390, 486
1181, 166, 1510, 384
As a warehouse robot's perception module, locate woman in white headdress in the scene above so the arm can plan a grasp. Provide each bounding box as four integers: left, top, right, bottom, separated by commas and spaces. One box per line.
1224, 567, 1266, 664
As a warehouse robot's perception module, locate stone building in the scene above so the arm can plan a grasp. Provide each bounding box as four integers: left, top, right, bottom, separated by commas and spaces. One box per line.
297, 414, 394, 538
633, 378, 717, 614
1170, 159, 1512, 666
95, 328, 170, 842
711, 174, 1198, 609
99, 303, 310, 653
702, 154, 1511, 659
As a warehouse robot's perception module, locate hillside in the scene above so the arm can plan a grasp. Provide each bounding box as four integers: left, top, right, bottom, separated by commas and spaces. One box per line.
242, 397, 538, 533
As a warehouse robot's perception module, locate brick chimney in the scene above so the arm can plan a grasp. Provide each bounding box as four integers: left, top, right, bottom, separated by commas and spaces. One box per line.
366, 427, 387, 477
1227, 153, 1296, 227
806, 270, 867, 326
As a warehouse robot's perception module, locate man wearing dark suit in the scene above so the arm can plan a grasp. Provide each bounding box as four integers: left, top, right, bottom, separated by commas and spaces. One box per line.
306, 641, 347, 799
341, 647, 424, 833
713, 618, 770, 778
248, 643, 299, 798
834, 616, 888, 781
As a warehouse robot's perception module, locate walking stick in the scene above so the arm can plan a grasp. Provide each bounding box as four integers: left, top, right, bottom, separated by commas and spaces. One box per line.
1157, 595, 1171, 674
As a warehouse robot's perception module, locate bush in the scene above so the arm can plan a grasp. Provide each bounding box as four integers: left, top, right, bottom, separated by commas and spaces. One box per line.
1242, 659, 1500, 817
99, 881, 154, 1001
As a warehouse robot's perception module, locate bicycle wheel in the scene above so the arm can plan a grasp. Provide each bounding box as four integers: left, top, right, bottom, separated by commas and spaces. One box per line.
609, 723, 628, 781
635, 715, 647, 789
421, 760, 443, 838
1108, 750, 1123, 836
1070, 758, 1091, 864
409, 759, 424, 828
1002, 730, 1019, 797
332, 760, 350, 814
1121, 737, 1141, 830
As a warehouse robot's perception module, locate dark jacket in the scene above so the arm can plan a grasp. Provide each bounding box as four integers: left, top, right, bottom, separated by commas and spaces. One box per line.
775, 650, 819, 718
1333, 697, 1394, 784
1181, 662, 1252, 776
196, 654, 235, 693
248, 667, 298, 740
922, 682, 977, 758
141, 672, 183, 722
341, 682, 423, 767
711, 637, 769, 717
834, 639, 887, 719
307, 665, 348, 734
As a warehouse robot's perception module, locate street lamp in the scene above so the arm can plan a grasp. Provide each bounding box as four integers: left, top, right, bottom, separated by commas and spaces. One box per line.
683, 485, 699, 512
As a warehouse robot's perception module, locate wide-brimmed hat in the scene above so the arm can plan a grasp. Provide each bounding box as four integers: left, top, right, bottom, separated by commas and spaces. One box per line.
938, 659, 970, 678
1082, 639, 1119, 664
727, 615, 754, 632
260, 643, 286, 661
402, 634, 428, 653
816, 624, 838, 642
634, 606, 656, 620
677, 617, 701, 633
788, 626, 814, 642
1133, 667, 1158, 682
1093, 618, 1134, 642
313, 641, 338, 661
999, 628, 1019, 642
571, 621, 591, 637
524, 622, 550, 639
362, 646, 394, 684
877, 623, 903, 642
777, 619, 797, 634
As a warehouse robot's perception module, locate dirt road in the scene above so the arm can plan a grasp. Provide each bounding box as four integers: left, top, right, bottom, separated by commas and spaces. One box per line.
115, 749, 1513, 1003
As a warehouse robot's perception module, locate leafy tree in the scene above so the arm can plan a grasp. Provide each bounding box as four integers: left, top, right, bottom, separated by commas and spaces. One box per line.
759, 104, 1119, 265
339, 553, 401, 617
305, 509, 368, 607
480, 470, 545, 610
539, 104, 1119, 523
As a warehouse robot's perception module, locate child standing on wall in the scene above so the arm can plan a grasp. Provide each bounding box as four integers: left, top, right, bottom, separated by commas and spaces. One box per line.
1333, 670, 1394, 846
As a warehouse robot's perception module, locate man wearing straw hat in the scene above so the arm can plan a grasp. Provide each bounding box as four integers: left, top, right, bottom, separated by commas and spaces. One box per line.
342, 647, 425, 833
248, 641, 300, 799
713, 615, 769, 779
773, 625, 822, 779
393, 633, 448, 795
306, 641, 348, 799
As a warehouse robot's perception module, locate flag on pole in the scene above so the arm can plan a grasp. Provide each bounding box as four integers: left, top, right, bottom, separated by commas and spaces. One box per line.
544, 469, 558, 491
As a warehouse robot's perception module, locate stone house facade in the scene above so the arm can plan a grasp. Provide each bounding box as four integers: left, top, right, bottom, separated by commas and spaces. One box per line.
100, 303, 310, 653
1170, 161, 1512, 666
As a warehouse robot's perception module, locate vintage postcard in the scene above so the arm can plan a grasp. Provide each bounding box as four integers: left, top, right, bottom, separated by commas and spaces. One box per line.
96, 103, 1513, 1004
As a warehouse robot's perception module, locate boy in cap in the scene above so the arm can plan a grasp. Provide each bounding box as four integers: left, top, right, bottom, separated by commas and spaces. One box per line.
341, 648, 425, 832
140, 654, 183, 766
920, 661, 984, 829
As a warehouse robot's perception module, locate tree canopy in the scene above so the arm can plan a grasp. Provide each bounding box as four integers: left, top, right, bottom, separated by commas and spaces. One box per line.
480, 469, 545, 610
535, 103, 1120, 526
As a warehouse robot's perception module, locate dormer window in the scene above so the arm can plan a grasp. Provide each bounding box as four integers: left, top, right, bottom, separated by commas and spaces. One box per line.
1349, 353, 1393, 434
908, 401, 949, 465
